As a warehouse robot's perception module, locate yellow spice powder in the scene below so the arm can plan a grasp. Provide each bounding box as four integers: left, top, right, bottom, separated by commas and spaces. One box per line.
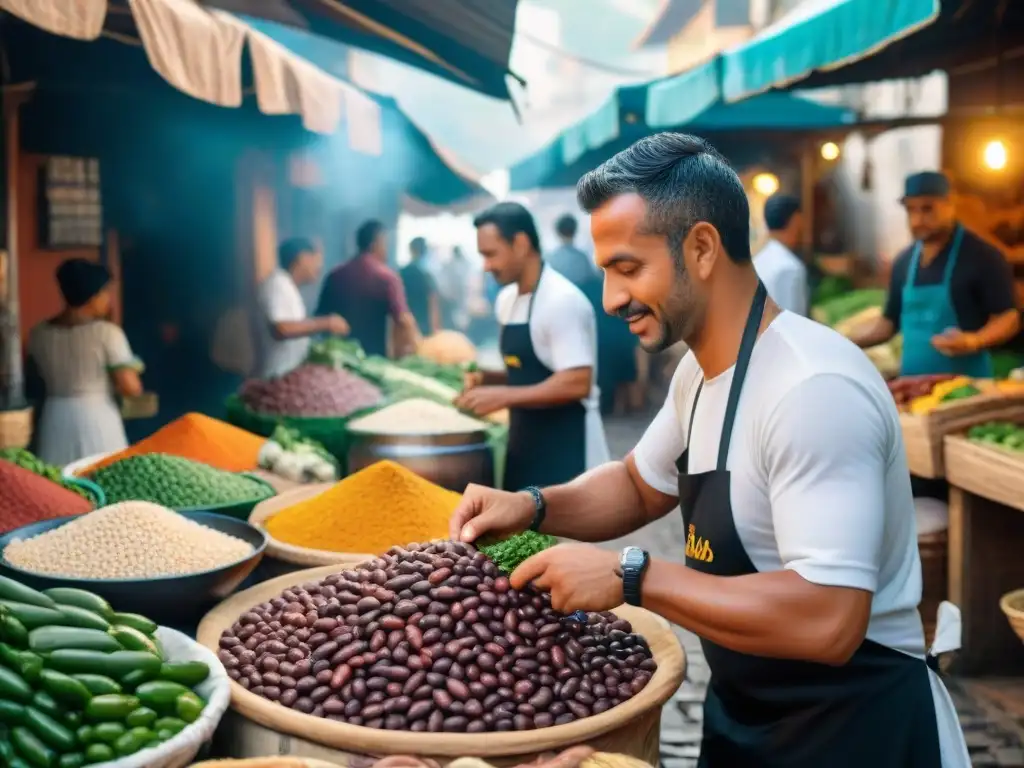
265, 460, 459, 555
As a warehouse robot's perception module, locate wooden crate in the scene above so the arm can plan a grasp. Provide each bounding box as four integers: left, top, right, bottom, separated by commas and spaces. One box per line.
944, 434, 1024, 513
900, 394, 1024, 478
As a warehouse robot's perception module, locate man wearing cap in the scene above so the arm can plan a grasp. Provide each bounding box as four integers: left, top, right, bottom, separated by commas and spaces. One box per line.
852, 171, 1019, 376
753, 193, 808, 316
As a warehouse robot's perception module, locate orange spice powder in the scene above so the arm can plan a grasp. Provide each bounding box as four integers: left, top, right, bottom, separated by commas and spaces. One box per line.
77, 413, 266, 475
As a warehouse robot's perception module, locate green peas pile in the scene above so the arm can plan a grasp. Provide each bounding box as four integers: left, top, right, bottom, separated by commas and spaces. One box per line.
0, 450, 100, 507
479, 530, 558, 574
86, 454, 274, 509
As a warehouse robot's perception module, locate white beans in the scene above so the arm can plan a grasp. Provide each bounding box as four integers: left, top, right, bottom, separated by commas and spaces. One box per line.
348, 398, 487, 436
3, 501, 253, 579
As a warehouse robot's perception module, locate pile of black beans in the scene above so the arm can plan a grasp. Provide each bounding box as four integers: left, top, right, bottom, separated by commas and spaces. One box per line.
217, 540, 657, 733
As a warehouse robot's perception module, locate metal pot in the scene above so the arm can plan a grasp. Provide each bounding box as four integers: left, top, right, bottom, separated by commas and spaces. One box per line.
346, 428, 494, 492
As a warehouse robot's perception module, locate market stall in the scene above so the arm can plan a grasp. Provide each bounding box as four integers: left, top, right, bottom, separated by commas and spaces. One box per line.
943, 421, 1024, 675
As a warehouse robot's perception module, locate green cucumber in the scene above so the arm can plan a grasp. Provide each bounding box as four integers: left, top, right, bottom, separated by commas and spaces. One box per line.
0, 578, 57, 610
0, 666, 32, 703
112, 727, 149, 757
29, 693, 62, 721
134, 681, 190, 711
109, 613, 157, 637
57, 754, 84, 768
61, 712, 81, 730
158, 661, 209, 687
23, 708, 76, 753
84, 695, 139, 722
0, 700, 26, 725
54, 607, 109, 633
9, 757, 33, 768
12, 653, 42, 685
83, 743, 113, 764
119, 668, 155, 691
0, 738, 15, 762
0, 615, 29, 647
28, 627, 120, 655
71, 675, 121, 696
41, 590, 113, 620
10, 726, 54, 768
90, 722, 124, 744
0, 641, 20, 668
124, 707, 156, 728
38, 670, 92, 709
151, 717, 186, 735
44, 650, 161, 680
108, 626, 160, 657
0, 602, 65, 631
175, 691, 204, 724
73, 726, 93, 746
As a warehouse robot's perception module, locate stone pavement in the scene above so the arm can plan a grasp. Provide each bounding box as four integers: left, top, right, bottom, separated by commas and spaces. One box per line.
599, 413, 1024, 767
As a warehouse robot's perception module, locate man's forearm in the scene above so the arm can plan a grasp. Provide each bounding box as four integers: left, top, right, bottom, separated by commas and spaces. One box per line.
539, 461, 653, 542
273, 318, 327, 340
850, 317, 895, 348
974, 309, 1021, 349
392, 313, 421, 357
641, 561, 869, 665
506, 369, 590, 409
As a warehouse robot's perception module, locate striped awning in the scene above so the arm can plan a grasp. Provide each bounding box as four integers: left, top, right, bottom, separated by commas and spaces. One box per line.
1, 0, 382, 151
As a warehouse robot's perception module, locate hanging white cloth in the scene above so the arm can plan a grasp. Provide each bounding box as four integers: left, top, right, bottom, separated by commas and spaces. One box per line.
1, 0, 106, 40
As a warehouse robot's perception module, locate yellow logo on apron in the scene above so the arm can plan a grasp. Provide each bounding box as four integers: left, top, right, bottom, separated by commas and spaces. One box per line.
685, 523, 714, 563
504, 355, 522, 369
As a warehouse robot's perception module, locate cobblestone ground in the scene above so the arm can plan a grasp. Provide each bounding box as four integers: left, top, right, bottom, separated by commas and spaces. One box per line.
600, 413, 1024, 767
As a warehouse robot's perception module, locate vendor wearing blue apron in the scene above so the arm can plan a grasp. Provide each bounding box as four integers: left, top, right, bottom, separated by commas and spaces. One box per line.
852, 171, 1019, 376
456, 202, 608, 491
449, 135, 969, 767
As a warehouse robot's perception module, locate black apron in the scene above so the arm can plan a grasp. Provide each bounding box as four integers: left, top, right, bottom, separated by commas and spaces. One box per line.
676, 282, 943, 768
500, 264, 587, 491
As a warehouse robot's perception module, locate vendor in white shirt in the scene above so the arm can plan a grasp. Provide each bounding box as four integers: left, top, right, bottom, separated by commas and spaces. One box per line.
257, 237, 349, 378
753, 193, 808, 316
456, 202, 609, 490
450, 135, 968, 768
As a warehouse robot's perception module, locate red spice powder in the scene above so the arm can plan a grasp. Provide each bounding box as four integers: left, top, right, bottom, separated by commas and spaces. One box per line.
0, 460, 93, 535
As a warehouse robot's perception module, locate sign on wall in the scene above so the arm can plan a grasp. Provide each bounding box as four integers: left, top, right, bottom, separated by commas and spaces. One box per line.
38, 156, 103, 248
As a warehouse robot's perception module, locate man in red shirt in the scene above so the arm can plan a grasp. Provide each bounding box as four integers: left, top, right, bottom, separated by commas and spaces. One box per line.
316, 220, 421, 357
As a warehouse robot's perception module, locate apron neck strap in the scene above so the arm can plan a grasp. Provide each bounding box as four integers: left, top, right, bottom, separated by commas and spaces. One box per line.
908, 224, 963, 284
526, 262, 545, 321
717, 281, 768, 470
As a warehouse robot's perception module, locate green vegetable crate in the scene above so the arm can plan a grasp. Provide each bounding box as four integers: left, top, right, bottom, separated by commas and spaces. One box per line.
0, 576, 222, 768
900, 393, 1024, 479
945, 423, 1024, 513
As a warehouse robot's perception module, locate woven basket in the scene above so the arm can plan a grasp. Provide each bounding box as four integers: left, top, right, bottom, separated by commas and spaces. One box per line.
0, 406, 32, 449
999, 588, 1024, 643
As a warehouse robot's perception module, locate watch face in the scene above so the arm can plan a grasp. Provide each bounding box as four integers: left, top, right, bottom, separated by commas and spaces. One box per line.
621, 547, 646, 569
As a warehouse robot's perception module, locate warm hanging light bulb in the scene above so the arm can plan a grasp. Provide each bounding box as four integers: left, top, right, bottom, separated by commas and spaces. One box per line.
983, 140, 1007, 171
821, 142, 841, 161
752, 172, 779, 196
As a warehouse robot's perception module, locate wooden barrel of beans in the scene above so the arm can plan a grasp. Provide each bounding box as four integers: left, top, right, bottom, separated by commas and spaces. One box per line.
918, 530, 947, 647
248, 487, 375, 581
197, 564, 686, 767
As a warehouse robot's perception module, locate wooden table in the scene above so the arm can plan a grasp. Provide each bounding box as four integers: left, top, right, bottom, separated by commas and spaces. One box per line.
944, 435, 1024, 675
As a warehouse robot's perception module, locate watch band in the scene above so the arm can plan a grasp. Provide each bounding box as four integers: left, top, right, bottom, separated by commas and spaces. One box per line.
522, 486, 547, 532
622, 550, 650, 607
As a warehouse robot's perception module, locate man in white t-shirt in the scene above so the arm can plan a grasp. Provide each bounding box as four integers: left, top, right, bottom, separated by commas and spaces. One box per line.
455, 202, 609, 490
753, 193, 808, 316
449, 135, 969, 767
257, 237, 349, 378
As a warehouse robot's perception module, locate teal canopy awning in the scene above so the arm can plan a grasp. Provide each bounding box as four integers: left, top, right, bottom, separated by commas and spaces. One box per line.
510, 88, 856, 191
720, 0, 940, 101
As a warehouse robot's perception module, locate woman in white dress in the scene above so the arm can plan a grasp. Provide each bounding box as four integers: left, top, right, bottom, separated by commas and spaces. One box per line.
27, 259, 143, 466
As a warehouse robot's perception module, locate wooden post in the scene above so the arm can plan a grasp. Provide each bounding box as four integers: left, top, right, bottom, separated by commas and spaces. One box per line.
800, 141, 816, 258
0, 87, 31, 411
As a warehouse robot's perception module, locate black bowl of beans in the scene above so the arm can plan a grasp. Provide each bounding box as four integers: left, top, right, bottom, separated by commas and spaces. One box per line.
198, 541, 685, 756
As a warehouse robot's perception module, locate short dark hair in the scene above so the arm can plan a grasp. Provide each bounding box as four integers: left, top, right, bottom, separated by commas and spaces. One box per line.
473, 202, 540, 253
409, 237, 427, 258
764, 194, 801, 231
576, 132, 751, 264
278, 237, 317, 271
356, 220, 385, 253
555, 214, 577, 239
